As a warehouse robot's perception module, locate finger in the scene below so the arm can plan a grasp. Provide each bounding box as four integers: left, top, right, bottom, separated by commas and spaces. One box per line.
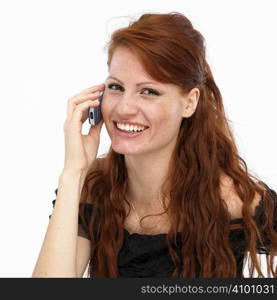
67, 90, 100, 120
70, 99, 101, 131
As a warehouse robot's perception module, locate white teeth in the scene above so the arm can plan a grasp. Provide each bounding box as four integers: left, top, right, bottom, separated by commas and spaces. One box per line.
116, 122, 146, 132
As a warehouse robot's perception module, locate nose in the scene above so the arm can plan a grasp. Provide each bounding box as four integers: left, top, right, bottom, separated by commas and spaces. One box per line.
114, 91, 139, 116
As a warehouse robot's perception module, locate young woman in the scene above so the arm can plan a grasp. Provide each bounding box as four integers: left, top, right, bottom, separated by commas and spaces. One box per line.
32, 12, 277, 278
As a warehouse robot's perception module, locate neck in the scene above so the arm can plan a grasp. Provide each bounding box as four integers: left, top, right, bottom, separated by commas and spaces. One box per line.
124, 149, 172, 209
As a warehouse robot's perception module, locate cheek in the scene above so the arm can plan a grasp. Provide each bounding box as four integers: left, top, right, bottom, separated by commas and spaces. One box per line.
154, 104, 181, 126
101, 100, 112, 120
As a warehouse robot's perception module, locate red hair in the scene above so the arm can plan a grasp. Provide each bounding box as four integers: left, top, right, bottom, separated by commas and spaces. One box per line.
79, 12, 277, 277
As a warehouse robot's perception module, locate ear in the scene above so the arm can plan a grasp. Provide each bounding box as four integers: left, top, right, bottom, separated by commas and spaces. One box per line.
181, 88, 200, 118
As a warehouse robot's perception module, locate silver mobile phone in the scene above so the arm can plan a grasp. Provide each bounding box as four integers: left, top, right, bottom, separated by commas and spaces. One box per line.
88, 90, 104, 125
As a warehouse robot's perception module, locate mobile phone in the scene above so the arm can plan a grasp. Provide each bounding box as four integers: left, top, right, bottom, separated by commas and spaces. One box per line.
88, 90, 104, 125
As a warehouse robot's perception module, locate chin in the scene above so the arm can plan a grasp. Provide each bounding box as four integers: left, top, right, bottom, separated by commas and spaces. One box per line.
111, 144, 149, 156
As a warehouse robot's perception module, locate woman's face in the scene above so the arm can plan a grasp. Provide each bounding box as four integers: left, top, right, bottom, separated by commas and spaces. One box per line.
101, 46, 197, 156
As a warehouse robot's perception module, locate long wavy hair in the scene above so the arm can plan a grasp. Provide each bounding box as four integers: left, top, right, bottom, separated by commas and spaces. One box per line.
79, 12, 277, 277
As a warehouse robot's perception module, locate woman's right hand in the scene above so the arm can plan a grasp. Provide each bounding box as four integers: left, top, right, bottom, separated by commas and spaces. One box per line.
62, 83, 105, 174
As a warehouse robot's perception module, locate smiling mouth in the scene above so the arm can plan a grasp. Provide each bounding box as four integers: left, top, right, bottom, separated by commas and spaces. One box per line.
112, 121, 149, 136
113, 121, 149, 132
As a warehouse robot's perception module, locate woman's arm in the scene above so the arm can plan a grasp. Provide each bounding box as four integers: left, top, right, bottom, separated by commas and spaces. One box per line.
32, 170, 87, 277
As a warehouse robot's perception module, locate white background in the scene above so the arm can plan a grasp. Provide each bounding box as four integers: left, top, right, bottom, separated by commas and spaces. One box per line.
0, 0, 276, 277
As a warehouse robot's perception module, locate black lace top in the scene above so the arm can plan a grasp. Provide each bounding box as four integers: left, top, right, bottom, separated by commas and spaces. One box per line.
49, 183, 277, 277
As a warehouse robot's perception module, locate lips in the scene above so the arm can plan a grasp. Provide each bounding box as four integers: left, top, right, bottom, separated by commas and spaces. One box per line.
113, 120, 149, 128
112, 121, 149, 138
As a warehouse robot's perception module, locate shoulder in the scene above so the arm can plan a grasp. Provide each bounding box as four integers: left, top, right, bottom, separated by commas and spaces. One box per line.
219, 174, 267, 220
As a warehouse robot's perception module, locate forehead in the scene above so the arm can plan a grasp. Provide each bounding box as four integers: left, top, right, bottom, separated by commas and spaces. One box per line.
109, 47, 149, 75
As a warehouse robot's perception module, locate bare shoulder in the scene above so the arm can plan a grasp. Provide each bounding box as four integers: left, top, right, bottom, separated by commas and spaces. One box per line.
219, 174, 265, 219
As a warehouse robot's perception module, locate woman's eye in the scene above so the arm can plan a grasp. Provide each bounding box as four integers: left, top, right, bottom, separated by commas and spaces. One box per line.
108, 83, 123, 91
141, 88, 160, 96
107, 83, 160, 96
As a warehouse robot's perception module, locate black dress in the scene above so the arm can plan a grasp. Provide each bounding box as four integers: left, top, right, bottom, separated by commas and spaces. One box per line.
49, 183, 277, 277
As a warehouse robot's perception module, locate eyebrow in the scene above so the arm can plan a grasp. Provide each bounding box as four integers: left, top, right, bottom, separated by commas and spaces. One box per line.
106, 76, 159, 86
